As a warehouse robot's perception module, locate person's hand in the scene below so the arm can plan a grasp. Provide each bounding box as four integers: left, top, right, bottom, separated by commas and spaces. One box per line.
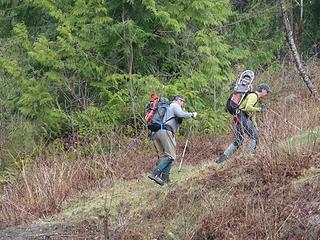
192, 112, 198, 118
260, 105, 268, 113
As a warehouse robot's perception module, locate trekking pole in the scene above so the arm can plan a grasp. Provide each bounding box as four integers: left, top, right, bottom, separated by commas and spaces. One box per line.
152, 140, 160, 161
178, 125, 192, 172
268, 108, 302, 131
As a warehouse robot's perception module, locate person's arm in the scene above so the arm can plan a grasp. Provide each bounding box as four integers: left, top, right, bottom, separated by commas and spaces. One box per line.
171, 103, 193, 119
242, 94, 261, 112
252, 115, 257, 126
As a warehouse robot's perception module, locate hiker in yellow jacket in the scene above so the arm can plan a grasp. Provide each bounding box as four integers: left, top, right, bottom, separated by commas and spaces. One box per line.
215, 83, 271, 163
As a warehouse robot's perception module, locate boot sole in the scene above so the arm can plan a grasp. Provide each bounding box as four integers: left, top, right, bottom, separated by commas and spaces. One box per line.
148, 175, 164, 186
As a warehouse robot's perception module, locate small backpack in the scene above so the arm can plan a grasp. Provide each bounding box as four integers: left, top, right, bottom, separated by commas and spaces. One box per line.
226, 70, 254, 115
145, 92, 170, 132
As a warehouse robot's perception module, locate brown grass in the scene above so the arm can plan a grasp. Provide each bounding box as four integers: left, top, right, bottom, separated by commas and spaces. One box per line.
0, 129, 225, 229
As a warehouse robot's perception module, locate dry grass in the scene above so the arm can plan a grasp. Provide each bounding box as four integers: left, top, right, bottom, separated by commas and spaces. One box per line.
0, 156, 95, 228
0, 129, 224, 229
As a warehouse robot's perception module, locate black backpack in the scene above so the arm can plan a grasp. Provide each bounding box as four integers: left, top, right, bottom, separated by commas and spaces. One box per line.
226, 70, 254, 115
145, 93, 171, 132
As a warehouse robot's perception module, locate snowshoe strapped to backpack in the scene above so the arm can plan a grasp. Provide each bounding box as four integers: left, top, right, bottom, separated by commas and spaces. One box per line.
145, 92, 170, 132
226, 70, 254, 115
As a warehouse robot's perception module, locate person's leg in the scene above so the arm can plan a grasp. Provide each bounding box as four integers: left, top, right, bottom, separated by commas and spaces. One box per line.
216, 114, 244, 163
242, 117, 259, 153
149, 130, 176, 184
160, 158, 173, 183
232, 113, 245, 150
223, 143, 238, 158
152, 158, 172, 175
157, 131, 176, 182
153, 131, 165, 159
152, 138, 162, 163
148, 130, 166, 185
161, 131, 176, 160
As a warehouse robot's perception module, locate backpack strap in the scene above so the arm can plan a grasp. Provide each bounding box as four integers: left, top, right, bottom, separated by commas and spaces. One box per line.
161, 116, 175, 131
237, 92, 259, 115
242, 91, 258, 104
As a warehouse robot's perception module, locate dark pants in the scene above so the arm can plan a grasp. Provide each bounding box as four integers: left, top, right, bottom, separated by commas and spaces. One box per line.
224, 111, 259, 158
234, 111, 258, 149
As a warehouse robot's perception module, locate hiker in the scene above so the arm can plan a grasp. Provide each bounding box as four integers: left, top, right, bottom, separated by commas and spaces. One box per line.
215, 83, 271, 163
148, 95, 197, 185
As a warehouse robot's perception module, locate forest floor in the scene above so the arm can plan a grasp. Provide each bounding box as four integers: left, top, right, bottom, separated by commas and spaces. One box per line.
1, 145, 319, 239
0, 136, 226, 240
0, 161, 217, 239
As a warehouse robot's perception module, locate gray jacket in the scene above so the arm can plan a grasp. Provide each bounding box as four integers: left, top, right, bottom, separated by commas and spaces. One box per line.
163, 102, 193, 133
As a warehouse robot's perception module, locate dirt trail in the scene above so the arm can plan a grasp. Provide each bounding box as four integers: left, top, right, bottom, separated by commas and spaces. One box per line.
0, 221, 97, 240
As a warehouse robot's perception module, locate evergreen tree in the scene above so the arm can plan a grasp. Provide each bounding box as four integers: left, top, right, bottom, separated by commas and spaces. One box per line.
226, 0, 285, 69
1, 0, 236, 137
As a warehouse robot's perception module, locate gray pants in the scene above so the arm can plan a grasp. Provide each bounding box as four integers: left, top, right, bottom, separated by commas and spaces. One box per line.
152, 130, 176, 179
224, 111, 259, 158
153, 129, 176, 160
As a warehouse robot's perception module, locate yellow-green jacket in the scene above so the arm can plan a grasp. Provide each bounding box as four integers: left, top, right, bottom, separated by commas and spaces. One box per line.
239, 93, 261, 125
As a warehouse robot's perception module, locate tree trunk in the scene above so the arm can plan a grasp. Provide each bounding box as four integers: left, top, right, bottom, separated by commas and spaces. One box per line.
128, 42, 138, 134
300, 0, 303, 25
279, 0, 319, 100
298, 0, 304, 51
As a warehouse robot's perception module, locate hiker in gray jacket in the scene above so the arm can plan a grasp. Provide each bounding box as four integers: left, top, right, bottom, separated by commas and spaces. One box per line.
148, 95, 197, 185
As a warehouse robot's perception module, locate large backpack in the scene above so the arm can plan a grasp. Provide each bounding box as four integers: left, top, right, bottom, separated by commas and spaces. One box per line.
226, 70, 254, 115
145, 92, 171, 132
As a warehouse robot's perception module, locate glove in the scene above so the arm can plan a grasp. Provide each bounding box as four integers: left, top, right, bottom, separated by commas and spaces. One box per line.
260, 105, 268, 113
192, 112, 198, 118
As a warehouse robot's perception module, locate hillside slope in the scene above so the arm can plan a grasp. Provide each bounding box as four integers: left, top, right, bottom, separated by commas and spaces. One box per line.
0, 66, 320, 239
1, 144, 319, 239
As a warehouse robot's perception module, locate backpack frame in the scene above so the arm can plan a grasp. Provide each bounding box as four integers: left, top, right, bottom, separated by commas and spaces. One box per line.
226, 70, 254, 115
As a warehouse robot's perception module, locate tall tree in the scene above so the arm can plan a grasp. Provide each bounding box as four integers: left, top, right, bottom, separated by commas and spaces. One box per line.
227, 0, 285, 69
279, 0, 319, 99
0, 0, 236, 137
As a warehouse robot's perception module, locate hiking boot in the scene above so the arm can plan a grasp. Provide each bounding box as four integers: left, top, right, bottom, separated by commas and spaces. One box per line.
215, 154, 228, 164
148, 173, 164, 185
